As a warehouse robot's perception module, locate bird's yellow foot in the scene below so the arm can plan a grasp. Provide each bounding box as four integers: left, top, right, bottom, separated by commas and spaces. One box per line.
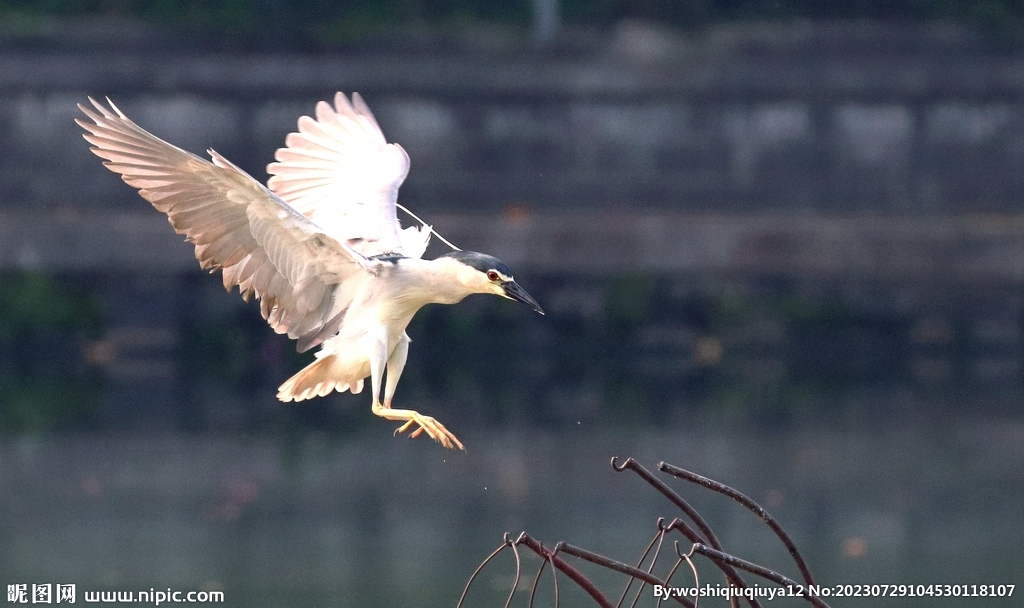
372, 403, 465, 450
394, 414, 464, 451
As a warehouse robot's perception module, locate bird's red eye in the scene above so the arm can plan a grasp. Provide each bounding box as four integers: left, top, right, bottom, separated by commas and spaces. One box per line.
487, 270, 500, 282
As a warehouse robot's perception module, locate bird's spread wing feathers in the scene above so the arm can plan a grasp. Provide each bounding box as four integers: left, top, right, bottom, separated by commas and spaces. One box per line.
77, 97, 377, 351
266, 92, 431, 258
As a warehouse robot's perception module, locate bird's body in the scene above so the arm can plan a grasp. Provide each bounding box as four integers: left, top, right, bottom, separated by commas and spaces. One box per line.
77, 93, 542, 450
277, 254, 501, 402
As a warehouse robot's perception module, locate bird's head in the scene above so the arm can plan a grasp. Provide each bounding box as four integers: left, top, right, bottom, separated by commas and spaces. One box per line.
439, 251, 544, 315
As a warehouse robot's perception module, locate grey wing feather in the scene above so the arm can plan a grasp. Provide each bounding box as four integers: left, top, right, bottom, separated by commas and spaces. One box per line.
77, 97, 376, 350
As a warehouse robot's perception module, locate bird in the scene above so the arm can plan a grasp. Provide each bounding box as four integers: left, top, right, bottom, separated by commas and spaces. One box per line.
76, 93, 543, 450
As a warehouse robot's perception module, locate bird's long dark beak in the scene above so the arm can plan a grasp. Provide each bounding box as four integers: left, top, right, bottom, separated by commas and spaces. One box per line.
502, 281, 544, 315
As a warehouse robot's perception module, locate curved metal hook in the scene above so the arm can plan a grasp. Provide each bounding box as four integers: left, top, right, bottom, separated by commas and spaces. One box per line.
610, 456, 635, 472
674, 540, 698, 560
658, 517, 683, 533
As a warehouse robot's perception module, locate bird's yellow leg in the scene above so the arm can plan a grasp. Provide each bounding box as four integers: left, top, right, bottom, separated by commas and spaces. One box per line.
368, 331, 464, 450
372, 402, 465, 450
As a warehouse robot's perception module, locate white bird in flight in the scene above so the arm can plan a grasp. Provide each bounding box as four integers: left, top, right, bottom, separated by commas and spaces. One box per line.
77, 93, 543, 450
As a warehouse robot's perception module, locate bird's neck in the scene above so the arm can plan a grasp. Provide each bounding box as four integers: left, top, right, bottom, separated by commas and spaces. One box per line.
394, 257, 481, 307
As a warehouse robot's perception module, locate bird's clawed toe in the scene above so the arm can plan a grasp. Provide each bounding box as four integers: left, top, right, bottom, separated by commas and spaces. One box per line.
374, 403, 465, 450
393, 414, 463, 450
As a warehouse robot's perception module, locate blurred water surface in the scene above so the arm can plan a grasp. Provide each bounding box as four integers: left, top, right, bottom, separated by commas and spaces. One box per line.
2, 415, 1021, 608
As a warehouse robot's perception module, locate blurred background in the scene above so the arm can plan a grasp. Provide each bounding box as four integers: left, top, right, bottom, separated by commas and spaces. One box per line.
1, 1, 1023, 606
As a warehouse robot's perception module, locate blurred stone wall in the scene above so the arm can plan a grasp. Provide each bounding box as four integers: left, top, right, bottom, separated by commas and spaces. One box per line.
2, 20, 1023, 217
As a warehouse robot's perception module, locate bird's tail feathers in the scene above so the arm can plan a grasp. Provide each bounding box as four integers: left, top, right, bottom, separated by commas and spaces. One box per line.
277, 354, 365, 402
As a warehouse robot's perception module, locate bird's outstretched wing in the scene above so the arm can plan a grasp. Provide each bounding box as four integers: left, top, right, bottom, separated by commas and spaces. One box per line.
77, 97, 376, 351
266, 92, 431, 259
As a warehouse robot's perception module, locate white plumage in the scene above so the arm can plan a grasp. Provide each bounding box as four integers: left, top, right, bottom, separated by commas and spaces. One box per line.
266, 93, 431, 259
78, 93, 542, 450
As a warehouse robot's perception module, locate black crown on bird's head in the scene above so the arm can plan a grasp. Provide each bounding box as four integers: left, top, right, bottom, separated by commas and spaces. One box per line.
440, 251, 513, 277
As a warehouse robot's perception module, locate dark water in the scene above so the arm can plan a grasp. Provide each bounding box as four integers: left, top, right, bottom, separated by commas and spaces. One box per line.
2, 417, 1022, 607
